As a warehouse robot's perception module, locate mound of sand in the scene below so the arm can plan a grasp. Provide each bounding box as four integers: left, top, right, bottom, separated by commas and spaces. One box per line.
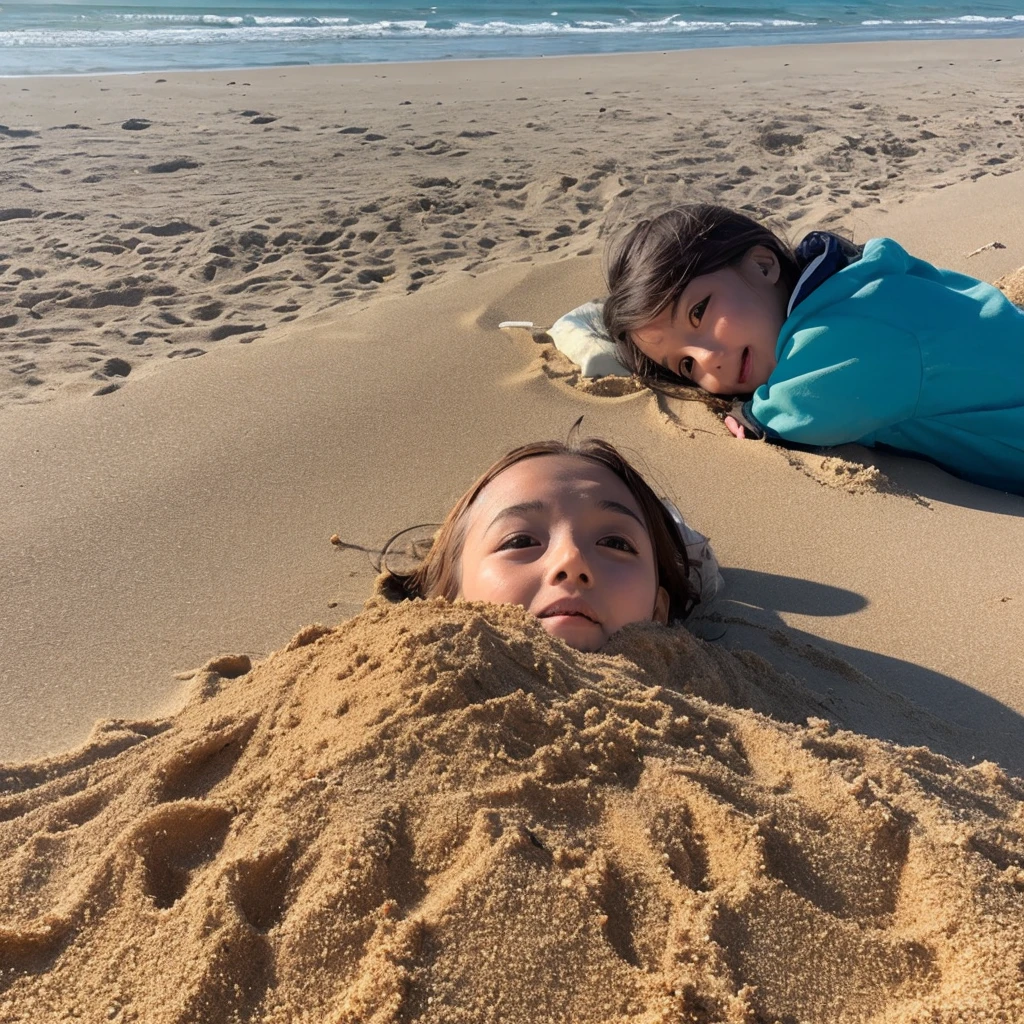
996, 266, 1024, 307
2, 599, 1022, 1024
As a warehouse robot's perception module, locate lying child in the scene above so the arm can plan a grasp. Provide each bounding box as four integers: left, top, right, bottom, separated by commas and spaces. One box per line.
603, 203, 1024, 493
381, 436, 720, 651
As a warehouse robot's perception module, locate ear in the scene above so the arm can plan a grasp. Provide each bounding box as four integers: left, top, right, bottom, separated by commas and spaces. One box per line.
652, 586, 670, 625
746, 244, 781, 286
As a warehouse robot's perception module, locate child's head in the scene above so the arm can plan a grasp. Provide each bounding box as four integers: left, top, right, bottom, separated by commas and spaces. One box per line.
604, 204, 799, 395
384, 437, 695, 651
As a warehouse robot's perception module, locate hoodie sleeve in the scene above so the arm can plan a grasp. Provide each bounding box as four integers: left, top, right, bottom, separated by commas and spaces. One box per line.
745, 315, 923, 446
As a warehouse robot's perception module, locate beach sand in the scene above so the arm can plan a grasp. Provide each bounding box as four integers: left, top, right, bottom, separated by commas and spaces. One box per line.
2, 39, 1024, 1022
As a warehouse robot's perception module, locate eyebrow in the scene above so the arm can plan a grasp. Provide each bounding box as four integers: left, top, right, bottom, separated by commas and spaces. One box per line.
485, 500, 545, 534
485, 498, 647, 534
598, 499, 648, 531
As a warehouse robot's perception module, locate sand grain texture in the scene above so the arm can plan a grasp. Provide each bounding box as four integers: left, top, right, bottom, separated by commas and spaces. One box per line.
996, 266, 1024, 306
2, 599, 1023, 1024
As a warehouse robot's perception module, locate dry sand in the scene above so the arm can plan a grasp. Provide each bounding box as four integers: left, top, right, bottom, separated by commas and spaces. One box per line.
2, 39, 1024, 1023
2, 601, 1023, 1023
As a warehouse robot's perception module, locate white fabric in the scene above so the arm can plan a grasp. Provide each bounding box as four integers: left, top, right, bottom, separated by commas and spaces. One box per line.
548, 300, 631, 378
662, 499, 725, 607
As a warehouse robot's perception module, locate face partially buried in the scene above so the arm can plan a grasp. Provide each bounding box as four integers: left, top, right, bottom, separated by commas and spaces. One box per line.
457, 454, 669, 652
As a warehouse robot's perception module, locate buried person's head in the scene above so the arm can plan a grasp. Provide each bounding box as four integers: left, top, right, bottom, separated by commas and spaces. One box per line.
382, 437, 695, 651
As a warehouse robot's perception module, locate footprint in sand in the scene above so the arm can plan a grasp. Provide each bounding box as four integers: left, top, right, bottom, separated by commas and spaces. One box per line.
101, 357, 131, 377
155, 716, 256, 803
192, 300, 225, 321
227, 845, 297, 932
0, 208, 39, 223
0, 125, 38, 139
133, 802, 234, 909
67, 285, 145, 309
147, 158, 201, 174
236, 230, 267, 251
757, 129, 805, 155
141, 221, 200, 237
356, 267, 393, 285
208, 323, 265, 341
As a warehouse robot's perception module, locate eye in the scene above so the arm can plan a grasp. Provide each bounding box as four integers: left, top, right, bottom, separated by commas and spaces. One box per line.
497, 533, 538, 551
598, 535, 639, 554
688, 295, 709, 328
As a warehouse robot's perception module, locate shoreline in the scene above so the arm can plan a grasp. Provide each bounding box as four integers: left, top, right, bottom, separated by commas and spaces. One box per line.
3, 34, 1024, 83
6, 21, 1024, 79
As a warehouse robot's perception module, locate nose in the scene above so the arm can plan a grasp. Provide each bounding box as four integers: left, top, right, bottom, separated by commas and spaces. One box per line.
680, 340, 727, 389
546, 532, 592, 586
693, 339, 726, 374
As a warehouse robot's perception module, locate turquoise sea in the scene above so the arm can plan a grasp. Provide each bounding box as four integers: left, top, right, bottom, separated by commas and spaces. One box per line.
2, 0, 1024, 76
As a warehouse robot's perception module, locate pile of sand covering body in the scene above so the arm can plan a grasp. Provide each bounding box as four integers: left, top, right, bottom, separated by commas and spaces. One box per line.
2, 599, 1023, 1024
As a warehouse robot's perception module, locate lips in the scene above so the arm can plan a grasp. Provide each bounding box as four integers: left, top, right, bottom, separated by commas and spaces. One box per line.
537, 598, 599, 624
738, 347, 751, 386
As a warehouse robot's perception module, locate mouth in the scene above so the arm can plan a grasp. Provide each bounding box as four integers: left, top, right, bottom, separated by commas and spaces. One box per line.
738, 347, 751, 387
537, 599, 600, 625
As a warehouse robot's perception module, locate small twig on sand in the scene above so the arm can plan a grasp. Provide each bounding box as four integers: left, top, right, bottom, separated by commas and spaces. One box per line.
965, 241, 1006, 258
329, 535, 377, 553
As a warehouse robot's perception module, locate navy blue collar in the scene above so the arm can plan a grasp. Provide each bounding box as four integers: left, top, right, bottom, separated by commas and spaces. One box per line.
787, 231, 863, 316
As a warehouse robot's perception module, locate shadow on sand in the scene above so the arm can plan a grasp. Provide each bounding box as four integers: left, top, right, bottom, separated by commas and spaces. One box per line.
707, 567, 1024, 777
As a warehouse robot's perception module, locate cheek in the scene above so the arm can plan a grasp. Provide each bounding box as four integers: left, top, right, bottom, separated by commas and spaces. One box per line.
605, 561, 660, 622
460, 559, 535, 606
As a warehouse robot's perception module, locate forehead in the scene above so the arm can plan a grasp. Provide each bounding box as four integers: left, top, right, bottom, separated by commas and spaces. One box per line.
469, 454, 646, 521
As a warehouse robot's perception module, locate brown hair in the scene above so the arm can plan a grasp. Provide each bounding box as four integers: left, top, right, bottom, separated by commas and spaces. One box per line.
379, 436, 697, 622
604, 203, 799, 389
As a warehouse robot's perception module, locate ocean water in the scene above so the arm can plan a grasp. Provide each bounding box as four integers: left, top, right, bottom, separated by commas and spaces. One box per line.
2, 0, 1024, 77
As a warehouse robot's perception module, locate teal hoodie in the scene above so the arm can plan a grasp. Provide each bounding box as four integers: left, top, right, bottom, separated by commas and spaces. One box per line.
746, 237, 1024, 493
